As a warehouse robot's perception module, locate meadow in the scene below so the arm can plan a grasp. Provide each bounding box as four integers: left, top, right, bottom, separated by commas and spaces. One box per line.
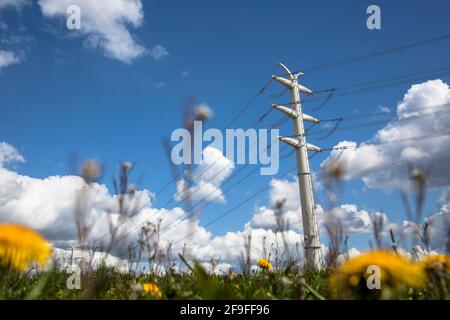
0, 256, 448, 300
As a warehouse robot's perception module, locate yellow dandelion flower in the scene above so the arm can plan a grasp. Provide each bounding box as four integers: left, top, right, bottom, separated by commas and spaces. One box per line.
0, 224, 52, 272
143, 283, 162, 299
420, 254, 450, 272
257, 258, 272, 270
329, 250, 426, 299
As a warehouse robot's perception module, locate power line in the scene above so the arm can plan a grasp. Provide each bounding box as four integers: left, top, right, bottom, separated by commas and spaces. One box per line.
157, 160, 270, 239
149, 40, 450, 212
94, 32, 450, 247
110, 89, 450, 245
158, 130, 450, 248
222, 77, 273, 130
322, 71, 450, 101
266, 66, 450, 132
140, 73, 448, 248
147, 66, 278, 207
272, 69, 450, 126
332, 66, 450, 93
128, 140, 286, 241
159, 135, 280, 210
94, 97, 282, 245
254, 55, 450, 129
319, 102, 450, 122
281, 15, 450, 66
320, 130, 450, 152
315, 110, 450, 137
96, 124, 284, 241
168, 130, 450, 247
301, 65, 450, 107
154, 143, 293, 239
96, 124, 450, 248
157, 144, 318, 241
154, 32, 450, 205
288, 103, 450, 138
171, 166, 297, 246
292, 32, 450, 74
278, 66, 450, 107
104, 76, 277, 233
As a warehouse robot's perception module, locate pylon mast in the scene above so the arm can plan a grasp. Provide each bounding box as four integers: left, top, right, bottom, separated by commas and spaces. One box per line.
272, 62, 322, 269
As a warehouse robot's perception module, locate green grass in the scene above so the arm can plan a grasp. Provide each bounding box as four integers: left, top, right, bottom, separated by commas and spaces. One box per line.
0, 265, 330, 300
0, 263, 448, 300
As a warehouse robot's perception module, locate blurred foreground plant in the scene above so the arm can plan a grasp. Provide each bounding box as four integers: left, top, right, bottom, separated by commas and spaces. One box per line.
420, 254, 450, 299
328, 250, 426, 299
0, 224, 52, 272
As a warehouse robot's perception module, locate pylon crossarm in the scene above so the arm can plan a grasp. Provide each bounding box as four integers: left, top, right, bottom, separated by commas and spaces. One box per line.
302, 113, 320, 123
279, 136, 301, 148
297, 83, 314, 95
272, 75, 294, 88
272, 104, 298, 118
307, 143, 322, 152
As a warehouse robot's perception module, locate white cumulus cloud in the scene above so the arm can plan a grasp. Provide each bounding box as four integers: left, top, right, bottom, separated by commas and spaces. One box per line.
0, 141, 25, 167
322, 79, 450, 191
175, 146, 234, 204
248, 176, 387, 236
38, 0, 157, 64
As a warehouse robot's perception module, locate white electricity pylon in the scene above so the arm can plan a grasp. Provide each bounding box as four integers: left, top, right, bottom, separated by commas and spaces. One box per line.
272, 62, 322, 269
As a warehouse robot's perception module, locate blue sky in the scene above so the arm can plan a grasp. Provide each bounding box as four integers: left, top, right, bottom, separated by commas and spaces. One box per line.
1, 0, 450, 255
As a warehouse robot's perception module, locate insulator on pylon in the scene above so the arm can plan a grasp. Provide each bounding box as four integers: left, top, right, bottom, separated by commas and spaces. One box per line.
278, 136, 301, 148
307, 143, 322, 152
272, 104, 298, 118
297, 83, 314, 95
271, 75, 294, 88
302, 113, 320, 123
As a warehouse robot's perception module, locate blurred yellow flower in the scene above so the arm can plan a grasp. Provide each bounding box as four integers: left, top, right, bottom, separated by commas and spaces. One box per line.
143, 283, 162, 299
420, 254, 450, 272
257, 258, 272, 271
329, 250, 426, 299
0, 224, 52, 272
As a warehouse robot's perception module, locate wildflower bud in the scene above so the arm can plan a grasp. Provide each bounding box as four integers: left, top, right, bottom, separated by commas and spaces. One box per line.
122, 161, 132, 171
81, 160, 101, 183
194, 104, 214, 121
410, 168, 425, 182
128, 184, 137, 195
